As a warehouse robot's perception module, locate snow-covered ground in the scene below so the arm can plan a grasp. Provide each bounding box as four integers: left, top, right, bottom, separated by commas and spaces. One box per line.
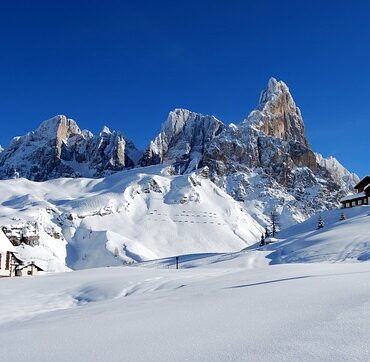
263, 205, 370, 264
1, 206, 369, 361
1, 259, 370, 361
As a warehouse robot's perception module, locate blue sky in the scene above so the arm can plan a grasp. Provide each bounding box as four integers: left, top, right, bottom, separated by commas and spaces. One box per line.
0, 0, 369, 177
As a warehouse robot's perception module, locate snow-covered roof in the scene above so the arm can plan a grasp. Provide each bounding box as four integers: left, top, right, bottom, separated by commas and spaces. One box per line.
17, 261, 44, 271
0, 229, 16, 253
340, 192, 366, 202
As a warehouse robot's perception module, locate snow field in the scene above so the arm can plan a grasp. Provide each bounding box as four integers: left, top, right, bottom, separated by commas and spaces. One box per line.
0, 205, 369, 360
0, 165, 264, 270
1, 260, 370, 361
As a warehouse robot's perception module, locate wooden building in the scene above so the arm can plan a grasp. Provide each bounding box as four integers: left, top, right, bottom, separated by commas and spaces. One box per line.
0, 229, 21, 277
340, 175, 370, 208
15, 262, 44, 277
0, 228, 44, 277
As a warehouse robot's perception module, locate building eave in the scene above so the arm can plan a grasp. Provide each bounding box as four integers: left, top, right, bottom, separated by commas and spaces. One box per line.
354, 175, 370, 190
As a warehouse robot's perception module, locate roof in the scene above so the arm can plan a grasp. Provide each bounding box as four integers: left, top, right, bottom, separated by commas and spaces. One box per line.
0, 229, 16, 253
340, 192, 367, 202
354, 176, 370, 190
16, 261, 44, 271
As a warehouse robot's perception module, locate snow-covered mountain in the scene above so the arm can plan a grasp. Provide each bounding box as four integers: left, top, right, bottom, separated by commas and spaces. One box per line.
0, 77, 361, 270
143, 78, 359, 226
0, 115, 141, 180
139, 108, 224, 172
0, 165, 263, 271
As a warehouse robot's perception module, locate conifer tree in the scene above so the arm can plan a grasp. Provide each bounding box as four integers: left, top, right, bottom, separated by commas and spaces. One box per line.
317, 215, 324, 229
259, 233, 266, 247
270, 209, 279, 237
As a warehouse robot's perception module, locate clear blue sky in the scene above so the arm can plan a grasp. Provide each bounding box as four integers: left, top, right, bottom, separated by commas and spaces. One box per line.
0, 0, 369, 177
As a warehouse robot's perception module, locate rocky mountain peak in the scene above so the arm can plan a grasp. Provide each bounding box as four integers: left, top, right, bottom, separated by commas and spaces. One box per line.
161, 109, 192, 137
35, 115, 81, 141
244, 78, 308, 147
140, 108, 223, 172
0, 115, 140, 181
259, 77, 291, 106
100, 126, 112, 136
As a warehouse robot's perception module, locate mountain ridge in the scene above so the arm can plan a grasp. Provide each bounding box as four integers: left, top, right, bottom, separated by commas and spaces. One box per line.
0, 78, 359, 229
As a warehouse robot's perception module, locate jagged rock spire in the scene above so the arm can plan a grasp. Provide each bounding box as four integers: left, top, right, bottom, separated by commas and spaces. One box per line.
244, 77, 308, 147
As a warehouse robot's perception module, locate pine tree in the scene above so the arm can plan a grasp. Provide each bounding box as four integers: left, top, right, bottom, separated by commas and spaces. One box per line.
270, 209, 280, 237
259, 233, 266, 247
317, 215, 324, 229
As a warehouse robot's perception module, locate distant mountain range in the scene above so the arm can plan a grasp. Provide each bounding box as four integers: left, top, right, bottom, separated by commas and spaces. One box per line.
0, 77, 358, 227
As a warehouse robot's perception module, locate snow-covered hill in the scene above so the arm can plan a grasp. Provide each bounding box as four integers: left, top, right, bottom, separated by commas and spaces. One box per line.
263, 205, 370, 264
131, 205, 370, 269
0, 165, 263, 271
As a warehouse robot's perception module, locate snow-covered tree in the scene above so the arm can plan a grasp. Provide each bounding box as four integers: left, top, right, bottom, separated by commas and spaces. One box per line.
317, 215, 324, 229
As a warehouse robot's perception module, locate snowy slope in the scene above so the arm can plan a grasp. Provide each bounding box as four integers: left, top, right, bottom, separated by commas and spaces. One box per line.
1, 205, 370, 360
0, 165, 263, 270
1, 259, 370, 361
260, 205, 370, 264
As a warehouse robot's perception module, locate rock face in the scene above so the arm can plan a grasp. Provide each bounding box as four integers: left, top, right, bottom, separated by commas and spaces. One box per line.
0, 115, 141, 181
247, 78, 308, 145
203, 78, 318, 180
139, 109, 223, 173
142, 78, 359, 226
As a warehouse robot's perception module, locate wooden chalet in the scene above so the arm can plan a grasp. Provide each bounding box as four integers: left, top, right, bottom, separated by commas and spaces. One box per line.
340, 175, 370, 208
0, 229, 21, 277
15, 262, 44, 277
0, 228, 44, 277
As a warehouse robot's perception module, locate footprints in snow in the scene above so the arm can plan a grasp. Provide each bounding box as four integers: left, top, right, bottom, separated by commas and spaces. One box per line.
146, 209, 226, 226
